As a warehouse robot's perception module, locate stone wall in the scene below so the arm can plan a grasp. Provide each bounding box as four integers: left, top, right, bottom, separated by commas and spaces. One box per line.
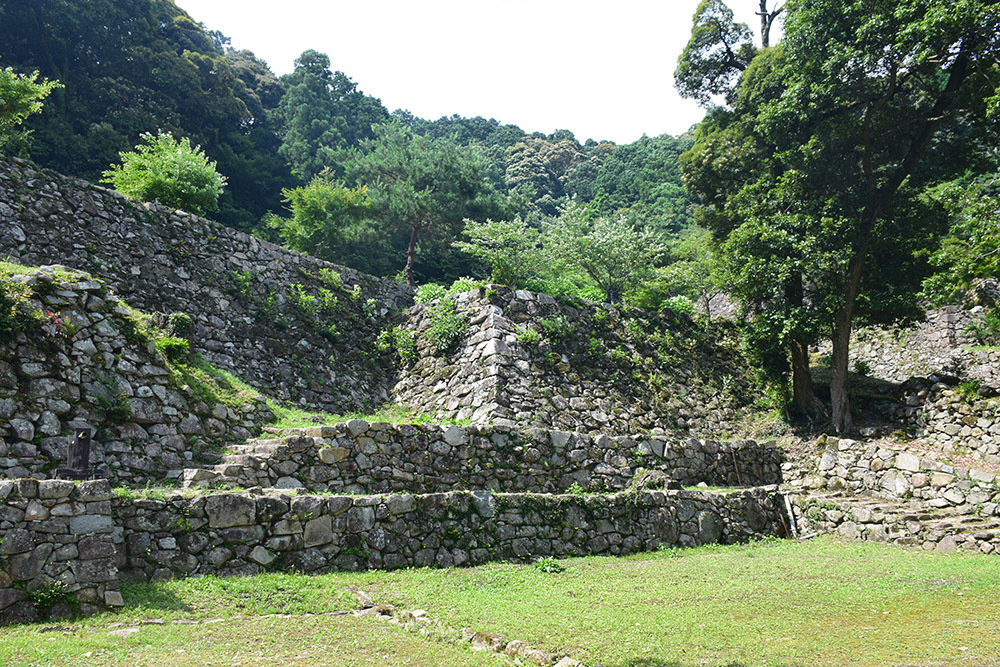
815, 307, 1000, 388
112, 486, 787, 580
817, 437, 999, 512
909, 387, 1000, 465
0, 156, 412, 413
0, 479, 122, 624
181, 421, 784, 494
393, 286, 756, 436
1, 267, 271, 484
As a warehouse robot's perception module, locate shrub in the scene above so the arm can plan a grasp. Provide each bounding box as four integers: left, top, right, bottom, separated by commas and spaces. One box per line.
966, 307, 1000, 347
156, 336, 190, 362
538, 315, 574, 341
101, 131, 227, 215
426, 300, 467, 354
377, 326, 417, 362
166, 312, 193, 337
0, 280, 41, 342
517, 325, 541, 346
414, 283, 446, 304
661, 294, 694, 316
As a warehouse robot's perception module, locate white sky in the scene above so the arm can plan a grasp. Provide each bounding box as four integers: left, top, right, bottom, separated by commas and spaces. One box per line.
174, 0, 773, 145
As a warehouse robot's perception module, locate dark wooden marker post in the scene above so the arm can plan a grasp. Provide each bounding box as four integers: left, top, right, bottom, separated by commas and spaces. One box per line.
57, 427, 102, 480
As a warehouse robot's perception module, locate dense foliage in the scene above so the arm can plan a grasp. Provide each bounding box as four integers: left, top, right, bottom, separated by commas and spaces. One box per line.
101, 132, 227, 214
0, 65, 60, 156
681, 0, 1000, 430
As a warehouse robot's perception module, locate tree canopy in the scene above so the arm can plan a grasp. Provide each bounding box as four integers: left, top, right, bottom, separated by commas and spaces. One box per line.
681, 0, 1000, 430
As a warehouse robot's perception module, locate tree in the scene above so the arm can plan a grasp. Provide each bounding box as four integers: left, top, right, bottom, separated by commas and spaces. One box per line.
681, 0, 1000, 431
274, 50, 387, 180
544, 202, 666, 305
339, 120, 508, 287
0, 66, 60, 155
0, 0, 292, 230
267, 174, 374, 265
674, 0, 756, 107
922, 174, 1000, 305
453, 218, 541, 287
674, 0, 785, 106
102, 131, 227, 215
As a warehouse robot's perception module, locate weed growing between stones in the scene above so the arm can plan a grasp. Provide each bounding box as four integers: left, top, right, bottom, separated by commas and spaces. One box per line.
426, 300, 467, 354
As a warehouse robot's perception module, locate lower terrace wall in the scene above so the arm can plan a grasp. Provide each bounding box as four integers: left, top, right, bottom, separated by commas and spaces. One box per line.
189, 421, 784, 493
2, 480, 786, 622
817, 437, 999, 514
0, 479, 122, 625
0, 268, 272, 485
113, 487, 787, 580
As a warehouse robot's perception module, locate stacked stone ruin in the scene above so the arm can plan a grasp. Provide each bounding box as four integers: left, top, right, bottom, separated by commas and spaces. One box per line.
1, 155, 998, 626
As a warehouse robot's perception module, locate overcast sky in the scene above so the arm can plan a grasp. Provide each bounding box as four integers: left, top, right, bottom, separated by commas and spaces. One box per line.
173, 0, 773, 145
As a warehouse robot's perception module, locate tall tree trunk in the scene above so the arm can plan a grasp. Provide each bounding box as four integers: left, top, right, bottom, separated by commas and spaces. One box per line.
785, 273, 823, 419
758, 1, 783, 48
790, 337, 825, 420
405, 226, 419, 288
830, 250, 866, 433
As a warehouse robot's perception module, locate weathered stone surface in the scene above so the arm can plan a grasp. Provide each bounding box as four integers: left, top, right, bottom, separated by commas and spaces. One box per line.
205, 494, 255, 528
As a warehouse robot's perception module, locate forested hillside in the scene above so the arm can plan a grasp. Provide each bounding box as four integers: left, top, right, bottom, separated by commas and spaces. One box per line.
0, 0, 697, 287
1, 0, 998, 434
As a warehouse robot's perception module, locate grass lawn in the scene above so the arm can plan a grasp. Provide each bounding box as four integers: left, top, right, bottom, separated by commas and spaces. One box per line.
2, 536, 998, 667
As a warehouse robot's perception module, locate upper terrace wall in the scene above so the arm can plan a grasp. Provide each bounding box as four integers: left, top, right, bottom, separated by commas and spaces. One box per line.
0, 157, 411, 414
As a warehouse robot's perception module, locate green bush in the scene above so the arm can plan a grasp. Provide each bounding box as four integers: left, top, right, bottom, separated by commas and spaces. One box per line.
166, 312, 193, 337
538, 315, 574, 341
377, 326, 417, 362
414, 283, 447, 304
517, 325, 541, 346
0, 280, 42, 342
101, 131, 227, 215
156, 336, 190, 362
661, 295, 694, 317
966, 308, 1000, 347
426, 300, 467, 354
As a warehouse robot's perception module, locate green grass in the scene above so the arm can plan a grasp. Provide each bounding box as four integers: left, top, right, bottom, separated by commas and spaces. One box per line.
166, 355, 261, 410
0, 259, 81, 282
3, 537, 999, 666
266, 402, 471, 430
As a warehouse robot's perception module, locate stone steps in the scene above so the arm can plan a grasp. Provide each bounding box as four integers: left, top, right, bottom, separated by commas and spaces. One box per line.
791, 490, 999, 555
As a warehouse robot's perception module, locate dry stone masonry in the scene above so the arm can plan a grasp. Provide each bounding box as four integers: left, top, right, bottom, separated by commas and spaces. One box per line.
0, 156, 411, 414
394, 286, 756, 436
0, 479, 122, 624
113, 487, 787, 580
178, 422, 783, 494
0, 268, 271, 484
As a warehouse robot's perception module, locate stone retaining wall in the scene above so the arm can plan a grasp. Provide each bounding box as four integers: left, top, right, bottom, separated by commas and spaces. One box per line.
817, 437, 999, 513
393, 286, 756, 436
187, 422, 783, 494
792, 494, 1000, 555
910, 387, 1000, 465
815, 307, 1000, 388
1, 268, 271, 484
0, 479, 122, 624
0, 156, 412, 413
113, 486, 787, 580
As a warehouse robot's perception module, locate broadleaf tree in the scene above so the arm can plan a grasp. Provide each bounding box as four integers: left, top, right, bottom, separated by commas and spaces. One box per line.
680, 0, 1000, 431
0, 66, 60, 155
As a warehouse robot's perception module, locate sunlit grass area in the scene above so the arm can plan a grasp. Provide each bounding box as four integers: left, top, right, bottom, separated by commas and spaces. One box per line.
3, 536, 998, 667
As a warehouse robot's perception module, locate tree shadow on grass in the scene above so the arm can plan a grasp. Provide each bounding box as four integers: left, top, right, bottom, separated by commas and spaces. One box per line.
119, 581, 192, 615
